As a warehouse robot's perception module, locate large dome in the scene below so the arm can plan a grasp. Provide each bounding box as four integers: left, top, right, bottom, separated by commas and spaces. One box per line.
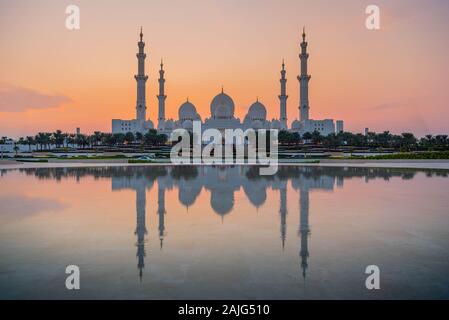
247, 100, 267, 121
179, 100, 198, 120
210, 91, 234, 118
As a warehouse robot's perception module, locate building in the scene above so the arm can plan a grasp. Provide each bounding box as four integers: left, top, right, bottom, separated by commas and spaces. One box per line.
336, 120, 344, 133
112, 28, 344, 136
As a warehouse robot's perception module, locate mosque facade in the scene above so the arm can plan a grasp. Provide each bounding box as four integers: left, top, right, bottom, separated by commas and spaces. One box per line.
112, 28, 344, 136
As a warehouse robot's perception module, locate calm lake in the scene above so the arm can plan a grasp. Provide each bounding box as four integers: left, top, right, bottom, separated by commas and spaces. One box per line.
0, 165, 448, 299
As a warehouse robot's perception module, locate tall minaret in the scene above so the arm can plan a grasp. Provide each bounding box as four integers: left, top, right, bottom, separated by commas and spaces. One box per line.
298, 27, 311, 121
299, 189, 310, 280
157, 59, 166, 130
278, 60, 288, 130
135, 27, 149, 123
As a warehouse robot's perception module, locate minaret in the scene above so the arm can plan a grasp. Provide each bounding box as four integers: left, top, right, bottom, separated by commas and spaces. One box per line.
157, 181, 166, 250
157, 59, 166, 131
135, 27, 149, 124
299, 189, 310, 280
298, 27, 311, 121
135, 186, 147, 281
279, 60, 288, 130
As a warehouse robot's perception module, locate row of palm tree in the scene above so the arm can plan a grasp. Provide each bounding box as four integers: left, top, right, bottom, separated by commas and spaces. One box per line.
3, 130, 449, 152
8, 129, 168, 151
278, 130, 448, 151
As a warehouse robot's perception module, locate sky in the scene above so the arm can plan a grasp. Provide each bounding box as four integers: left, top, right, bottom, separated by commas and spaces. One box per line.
0, 0, 448, 138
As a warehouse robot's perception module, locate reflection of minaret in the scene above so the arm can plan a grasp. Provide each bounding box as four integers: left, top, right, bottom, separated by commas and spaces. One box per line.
157, 183, 166, 250
135, 186, 147, 281
279, 185, 287, 250
299, 189, 310, 280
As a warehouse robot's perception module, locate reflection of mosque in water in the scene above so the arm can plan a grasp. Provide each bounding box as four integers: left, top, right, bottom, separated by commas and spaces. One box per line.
12, 165, 447, 281
110, 166, 339, 281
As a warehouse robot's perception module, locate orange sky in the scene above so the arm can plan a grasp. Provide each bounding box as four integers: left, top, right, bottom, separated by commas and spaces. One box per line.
0, 0, 448, 138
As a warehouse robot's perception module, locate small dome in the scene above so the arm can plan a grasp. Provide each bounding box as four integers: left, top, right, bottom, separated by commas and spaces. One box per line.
291, 120, 301, 130
271, 120, 281, 129
251, 120, 263, 130
247, 101, 267, 121
179, 100, 198, 120
165, 119, 175, 130
211, 91, 234, 118
182, 119, 193, 130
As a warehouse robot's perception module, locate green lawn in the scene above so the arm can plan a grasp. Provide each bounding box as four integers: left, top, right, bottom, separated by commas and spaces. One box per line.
345, 151, 449, 160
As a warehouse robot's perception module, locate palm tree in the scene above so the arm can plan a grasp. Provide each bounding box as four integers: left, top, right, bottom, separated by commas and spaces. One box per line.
92, 131, 102, 146
124, 132, 135, 144
113, 133, 125, 145
53, 130, 64, 148
135, 132, 143, 143
311, 130, 323, 145
13, 144, 19, 156
26, 136, 34, 152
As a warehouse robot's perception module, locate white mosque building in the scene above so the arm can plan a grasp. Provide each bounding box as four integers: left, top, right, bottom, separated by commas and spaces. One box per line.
112, 28, 344, 136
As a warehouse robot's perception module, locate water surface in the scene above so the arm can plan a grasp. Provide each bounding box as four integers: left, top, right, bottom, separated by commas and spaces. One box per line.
0, 165, 448, 299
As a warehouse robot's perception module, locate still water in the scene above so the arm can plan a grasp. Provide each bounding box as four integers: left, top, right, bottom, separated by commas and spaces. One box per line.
0, 165, 448, 299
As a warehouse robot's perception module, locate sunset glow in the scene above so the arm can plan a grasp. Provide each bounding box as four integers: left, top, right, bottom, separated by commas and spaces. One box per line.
1, 0, 448, 137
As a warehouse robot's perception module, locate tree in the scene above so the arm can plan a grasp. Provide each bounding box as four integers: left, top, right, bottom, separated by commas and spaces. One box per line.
13, 144, 19, 156
75, 134, 89, 149
144, 129, 158, 145
26, 136, 34, 152
278, 130, 300, 145
113, 133, 126, 145
311, 130, 323, 144
54, 130, 65, 148
124, 132, 135, 144
135, 132, 143, 143
400, 133, 417, 151
302, 132, 312, 142
35, 132, 51, 150
156, 133, 168, 145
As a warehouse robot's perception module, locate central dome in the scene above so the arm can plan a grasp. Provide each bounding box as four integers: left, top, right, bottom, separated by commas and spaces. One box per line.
210, 91, 234, 118
247, 101, 267, 121
179, 100, 198, 120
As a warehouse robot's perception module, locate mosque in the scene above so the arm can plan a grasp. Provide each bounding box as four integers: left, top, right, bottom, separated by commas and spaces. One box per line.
112, 28, 344, 136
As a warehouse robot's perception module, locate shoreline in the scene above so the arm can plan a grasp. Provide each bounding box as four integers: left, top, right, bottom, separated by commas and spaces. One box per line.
1, 159, 449, 170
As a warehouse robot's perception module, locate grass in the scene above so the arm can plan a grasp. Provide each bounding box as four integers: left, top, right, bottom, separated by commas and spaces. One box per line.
57, 155, 127, 160
345, 151, 449, 160
19, 159, 49, 163
128, 159, 153, 164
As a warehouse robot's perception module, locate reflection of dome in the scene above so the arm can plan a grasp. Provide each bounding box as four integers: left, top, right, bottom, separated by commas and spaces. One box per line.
178, 182, 202, 207
179, 100, 198, 120
182, 119, 193, 130
243, 182, 267, 208
247, 101, 267, 121
210, 191, 234, 216
211, 91, 234, 118
271, 119, 281, 129
291, 120, 301, 130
